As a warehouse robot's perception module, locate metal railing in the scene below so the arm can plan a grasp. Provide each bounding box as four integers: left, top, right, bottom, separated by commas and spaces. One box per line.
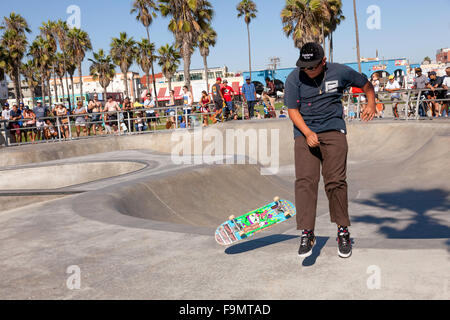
1, 88, 448, 147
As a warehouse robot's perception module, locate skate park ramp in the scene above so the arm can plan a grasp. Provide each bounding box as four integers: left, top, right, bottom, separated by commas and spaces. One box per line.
0, 161, 146, 190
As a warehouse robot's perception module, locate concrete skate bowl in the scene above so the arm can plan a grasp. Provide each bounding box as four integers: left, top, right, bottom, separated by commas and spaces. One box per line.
0, 161, 147, 212
73, 164, 294, 233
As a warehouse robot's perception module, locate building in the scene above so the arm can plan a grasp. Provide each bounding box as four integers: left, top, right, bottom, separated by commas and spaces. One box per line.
49, 72, 142, 104
436, 48, 450, 64
244, 58, 410, 87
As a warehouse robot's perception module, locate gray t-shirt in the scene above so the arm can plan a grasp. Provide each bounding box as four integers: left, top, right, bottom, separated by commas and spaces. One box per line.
413, 75, 429, 89
33, 105, 47, 120
285, 63, 368, 138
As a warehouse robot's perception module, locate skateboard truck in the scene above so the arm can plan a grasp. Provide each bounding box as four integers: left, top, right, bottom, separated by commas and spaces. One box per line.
273, 196, 291, 218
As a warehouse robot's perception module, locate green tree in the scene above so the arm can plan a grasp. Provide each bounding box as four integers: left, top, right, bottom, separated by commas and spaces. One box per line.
1, 13, 30, 104
157, 44, 181, 91
281, 0, 329, 48
136, 39, 156, 98
323, 0, 344, 62
131, 0, 159, 102
29, 36, 52, 104
89, 49, 116, 102
20, 60, 39, 107
159, 0, 213, 89
67, 27, 92, 104
54, 20, 72, 108
197, 26, 216, 93
40, 20, 58, 105
237, 0, 257, 80
110, 32, 137, 98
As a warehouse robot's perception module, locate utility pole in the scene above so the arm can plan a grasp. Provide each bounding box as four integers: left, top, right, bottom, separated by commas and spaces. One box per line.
268, 57, 280, 80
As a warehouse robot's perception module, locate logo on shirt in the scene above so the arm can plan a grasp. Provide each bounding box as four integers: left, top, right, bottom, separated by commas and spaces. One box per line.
325, 80, 339, 93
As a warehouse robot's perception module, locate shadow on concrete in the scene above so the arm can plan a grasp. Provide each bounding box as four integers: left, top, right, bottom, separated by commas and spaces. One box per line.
302, 236, 329, 267
353, 189, 450, 240
225, 234, 299, 254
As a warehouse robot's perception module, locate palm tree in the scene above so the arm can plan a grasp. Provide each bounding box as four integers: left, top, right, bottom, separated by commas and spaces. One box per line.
40, 20, 58, 105
353, 0, 361, 73
89, 49, 116, 101
54, 53, 67, 106
323, 0, 344, 62
0, 45, 7, 81
136, 39, 155, 97
131, 0, 159, 102
159, 0, 213, 89
66, 56, 77, 110
281, 0, 329, 49
197, 26, 216, 93
110, 32, 136, 98
237, 0, 257, 81
157, 44, 181, 91
54, 20, 72, 109
21, 60, 39, 107
67, 27, 92, 104
29, 36, 52, 105
2, 30, 28, 104
1, 13, 30, 104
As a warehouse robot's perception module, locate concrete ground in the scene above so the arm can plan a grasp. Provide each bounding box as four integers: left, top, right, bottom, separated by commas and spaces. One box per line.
0, 119, 449, 299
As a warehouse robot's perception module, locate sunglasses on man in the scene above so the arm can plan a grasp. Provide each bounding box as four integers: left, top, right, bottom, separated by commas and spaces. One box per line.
301, 61, 322, 71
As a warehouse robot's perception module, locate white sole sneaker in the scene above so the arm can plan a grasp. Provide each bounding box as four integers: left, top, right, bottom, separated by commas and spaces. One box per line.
338, 249, 352, 258
298, 240, 315, 258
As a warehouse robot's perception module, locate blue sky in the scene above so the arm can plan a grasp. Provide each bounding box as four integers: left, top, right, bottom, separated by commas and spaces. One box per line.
2, 0, 449, 75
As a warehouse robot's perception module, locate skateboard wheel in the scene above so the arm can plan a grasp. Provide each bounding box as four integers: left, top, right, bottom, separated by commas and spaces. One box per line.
229, 215, 235, 220
284, 213, 291, 218
273, 196, 280, 202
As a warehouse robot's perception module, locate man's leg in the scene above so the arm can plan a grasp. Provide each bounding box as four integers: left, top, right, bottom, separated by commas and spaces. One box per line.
319, 131, 350, 228
294, 136, 322, 231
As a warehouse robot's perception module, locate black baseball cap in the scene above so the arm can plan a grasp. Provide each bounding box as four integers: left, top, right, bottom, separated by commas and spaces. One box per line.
296, 42, 325, 68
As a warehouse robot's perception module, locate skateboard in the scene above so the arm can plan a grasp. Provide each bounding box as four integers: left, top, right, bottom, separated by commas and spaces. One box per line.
215, 197, 296, 246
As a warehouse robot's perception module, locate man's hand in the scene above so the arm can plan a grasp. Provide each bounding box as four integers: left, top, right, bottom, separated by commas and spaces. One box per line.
305, 131, 320, 148
361, 102, 376, 121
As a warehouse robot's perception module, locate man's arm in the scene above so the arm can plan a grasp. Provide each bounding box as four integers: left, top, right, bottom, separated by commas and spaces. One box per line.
360, 81, 376, 121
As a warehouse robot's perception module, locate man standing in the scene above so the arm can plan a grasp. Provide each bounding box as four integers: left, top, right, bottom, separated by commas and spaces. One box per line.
385, 75, 402, 118
241, 77, 257, 119
412, 68, 429, 116
220, 80, 235, 120
426, 71, 444, 117
441, 67, 450, 117
263, 77, 277, 110
211, 77, 224, 122
144, 92, 157, 132
284, 43, 376, 259
33, 100, 48, 141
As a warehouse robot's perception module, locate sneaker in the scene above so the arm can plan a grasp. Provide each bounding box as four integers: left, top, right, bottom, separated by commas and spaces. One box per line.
337, 229, 352, 258
298, 230, 315, 258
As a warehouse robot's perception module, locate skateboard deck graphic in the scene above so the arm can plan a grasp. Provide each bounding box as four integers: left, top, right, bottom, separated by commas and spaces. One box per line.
215, 197, 296, 246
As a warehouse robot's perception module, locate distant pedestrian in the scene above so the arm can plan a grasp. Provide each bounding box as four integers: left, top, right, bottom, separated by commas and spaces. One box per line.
242, 77, 257, 119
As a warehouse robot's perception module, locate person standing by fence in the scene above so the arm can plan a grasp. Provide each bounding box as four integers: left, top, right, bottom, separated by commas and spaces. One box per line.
242, 77, 257, 119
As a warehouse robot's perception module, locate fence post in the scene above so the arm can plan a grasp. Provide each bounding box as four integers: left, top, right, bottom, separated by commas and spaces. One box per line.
404, 90, 411, 121
175, 106, 178, 129
415, 89, 421, 119
67, 115, 72, 140
356, 94, 361, 120
56, 117, 62, 141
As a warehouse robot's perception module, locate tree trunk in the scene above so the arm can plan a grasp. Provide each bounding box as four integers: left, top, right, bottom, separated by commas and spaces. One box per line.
12, 70, 20, 105
78, 62, 83, 104
203, 53, 209, 93
70, 75, 75, 110
40, 73, 45, 105
63, 56, 71, 109
46, 78, 52, 106
168, 76, 173, 92
146, 28, 158, 107
30, 87, 35, 108
123, 71, 129, 98
16, 67, 24, 104
353, 0, 362, 73
53, 66, 58, 104
146, 71, 150, 97
59, 75, 65, 107
182, 41, 192, 89
247, 23, 252, 81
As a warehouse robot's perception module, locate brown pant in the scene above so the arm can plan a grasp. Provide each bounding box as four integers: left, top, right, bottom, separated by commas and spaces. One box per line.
294, 130, 350, 230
